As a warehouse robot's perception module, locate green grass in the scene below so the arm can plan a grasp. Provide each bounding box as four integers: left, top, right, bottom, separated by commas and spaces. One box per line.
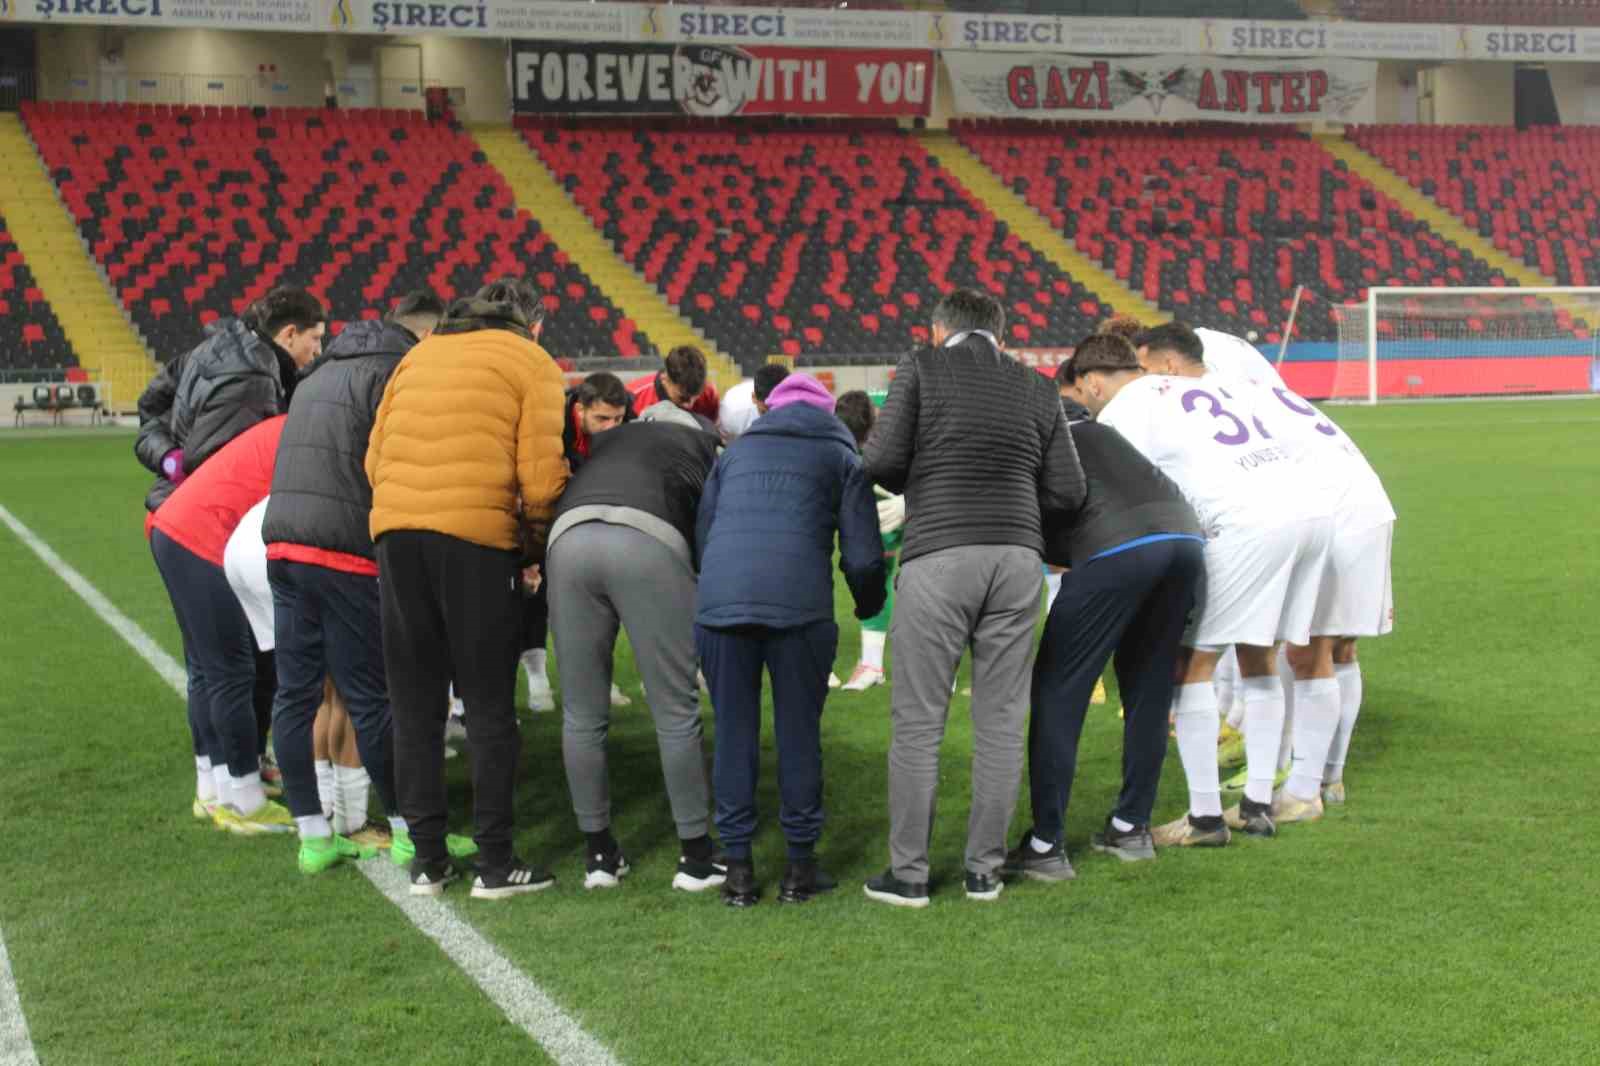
2, 399, 1599, 1064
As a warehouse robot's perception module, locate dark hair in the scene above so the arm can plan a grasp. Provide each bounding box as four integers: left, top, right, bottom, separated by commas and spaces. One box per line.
663, 346, 708, 398
753, 362, 791, 403
575, 371, 628, 410
389, 289, 445, 328
1133, 321, 1203, 366
931, 288, 1005, 340
1072, 333, 1142, 376
1097, 315, 1145, 342
1057, 357, 1078, 386
834, 390, 875, 448
474, 276, 546, 327
252, 287, 325, 338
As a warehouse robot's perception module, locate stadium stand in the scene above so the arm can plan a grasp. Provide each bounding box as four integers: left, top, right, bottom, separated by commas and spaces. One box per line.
19, 102, 652, 360
953, 120, 1513, 342
0, 212, 75, 370
1348, 125, 1600, 288
519, 118, 1110, 364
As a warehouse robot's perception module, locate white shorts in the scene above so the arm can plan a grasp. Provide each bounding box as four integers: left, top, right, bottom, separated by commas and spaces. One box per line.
224, 497, 274, 651
1187, 516, 1334, 650
1312, 520, 1394, 638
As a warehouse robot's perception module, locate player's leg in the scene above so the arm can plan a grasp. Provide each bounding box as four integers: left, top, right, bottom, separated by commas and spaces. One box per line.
1105, 538, 1204, 859
312, 683, 334, 819
1277, 637, 1339, 822
322, 682, 373, 839
546, 532, 625, 882
518, 586, 554, 713
842, 533, 898, 691
1325, 638, 1362, 803
1152, 644, 1228, 847
152, 532, 224, 818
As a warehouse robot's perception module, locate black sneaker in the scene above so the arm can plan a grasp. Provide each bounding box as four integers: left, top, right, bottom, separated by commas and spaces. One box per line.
964, 871, 1004, 902
1225, 796, 1277, 838
1090, 819, 1157, 862
722, 860, 758, 908
1000, 834, 1076, 882
583, 846, 631, 890
672, 853, 728, 893
408, 858, 461, 897
777, 860, 837, 904
471, 858, 555, 900
863, 869, 929, 909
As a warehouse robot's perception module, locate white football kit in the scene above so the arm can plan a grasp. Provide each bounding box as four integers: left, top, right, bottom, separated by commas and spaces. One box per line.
1246, 382, 1396, 638
1098, 373, 1333, 649
1196, 327, 1286, 390
223, 496, 275, 651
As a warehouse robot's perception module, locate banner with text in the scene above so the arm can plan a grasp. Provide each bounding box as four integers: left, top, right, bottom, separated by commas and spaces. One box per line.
512, 40, 931, 117
944, 52, 1377, 124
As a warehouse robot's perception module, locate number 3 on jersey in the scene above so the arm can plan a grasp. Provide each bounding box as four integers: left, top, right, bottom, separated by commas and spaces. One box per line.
1181, 387, 1272, 446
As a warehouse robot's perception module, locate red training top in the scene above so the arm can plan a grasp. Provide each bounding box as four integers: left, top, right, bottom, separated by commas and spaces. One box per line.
628, 371, 720, 422
150, 416, 285, 567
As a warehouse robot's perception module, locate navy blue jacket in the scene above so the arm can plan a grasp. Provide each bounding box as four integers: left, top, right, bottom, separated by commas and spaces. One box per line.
695, 403, 887, 629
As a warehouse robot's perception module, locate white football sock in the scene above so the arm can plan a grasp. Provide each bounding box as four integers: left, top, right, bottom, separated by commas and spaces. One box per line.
859, 630, 887, 672
1172, 683, 1222, 817
295, 814, 332, 840
231, 771, 267, 816
1287, 678, 1341, 800
211, 764, 234, 809
196, 756, 216, 802
388, 815, 408, 834
1043, 570, 1063, 614
332, 765, 371, 835
1240, 675, 1286, 806
1110, 816, 1135, 832
1276, 645, 1297, 774
315, 759, 335, 819
520, 647, 548, 680
1326, 661, 1363, 784
1028, 833, 1055, 854
1226, 693, 1246, 731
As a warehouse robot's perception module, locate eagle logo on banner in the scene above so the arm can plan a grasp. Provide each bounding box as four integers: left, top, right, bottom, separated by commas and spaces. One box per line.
675, 45, 750, 117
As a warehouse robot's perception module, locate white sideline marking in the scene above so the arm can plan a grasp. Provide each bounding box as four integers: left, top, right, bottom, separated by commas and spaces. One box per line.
0, 503, 620, 1066
359, 861, 620, 1066
0, 927, 41, 1066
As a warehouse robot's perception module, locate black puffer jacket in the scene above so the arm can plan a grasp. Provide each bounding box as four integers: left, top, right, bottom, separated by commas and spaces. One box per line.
1043, 418, 1201, 569
548, 418, 720, 570
134, 352, 187, 512
262, 319, 416, 563
864, 335, 1086, 564
171, 318, 296, 475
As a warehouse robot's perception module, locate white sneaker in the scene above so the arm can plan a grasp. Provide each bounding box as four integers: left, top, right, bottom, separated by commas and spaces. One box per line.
609, 683, 632, 708
841, 664, 884, 692
827, 672, 842, 689
527, 673, 555, 713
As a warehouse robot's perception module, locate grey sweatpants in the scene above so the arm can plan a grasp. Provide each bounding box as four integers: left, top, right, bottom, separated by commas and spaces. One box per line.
547, 522, 710, 840
887, 544, 1042, 882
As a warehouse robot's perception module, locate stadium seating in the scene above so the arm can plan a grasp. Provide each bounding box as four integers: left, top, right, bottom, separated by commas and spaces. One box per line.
1349, 124, 1600, 288
20, 101, 651, 360
0, 213, 74, 370
519, 118, 1108, 362
954, 120, 1511, 342
1337, 0, 1600, 24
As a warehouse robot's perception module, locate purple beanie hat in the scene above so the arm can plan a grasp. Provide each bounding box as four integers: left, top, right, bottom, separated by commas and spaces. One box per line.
765, 373, 836, 413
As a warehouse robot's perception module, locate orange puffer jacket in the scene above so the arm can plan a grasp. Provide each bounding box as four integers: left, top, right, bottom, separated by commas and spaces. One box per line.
366, 321, 569, 554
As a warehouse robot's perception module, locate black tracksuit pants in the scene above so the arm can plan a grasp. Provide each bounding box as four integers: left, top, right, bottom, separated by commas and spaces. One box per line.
377, 530, 524, 869
1029, 537, 1204, 841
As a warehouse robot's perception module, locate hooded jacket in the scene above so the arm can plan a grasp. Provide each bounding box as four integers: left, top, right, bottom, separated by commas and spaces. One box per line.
695, 402, 886, 629
262, 319, 419, 574
365, 301, 569, 556
135, 352, 187, 513
549, 417, 720, 572
864, 334, 1086, 565
170, 318, 296, 476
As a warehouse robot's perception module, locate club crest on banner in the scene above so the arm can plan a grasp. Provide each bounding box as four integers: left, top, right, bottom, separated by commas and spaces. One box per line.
329, 0, 354, 30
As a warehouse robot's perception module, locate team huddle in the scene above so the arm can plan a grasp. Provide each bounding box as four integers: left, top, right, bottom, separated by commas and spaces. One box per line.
136, 277, 1392, 907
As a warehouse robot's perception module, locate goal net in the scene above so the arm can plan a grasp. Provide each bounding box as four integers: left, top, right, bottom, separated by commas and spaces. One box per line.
1330, 287, 1600, 403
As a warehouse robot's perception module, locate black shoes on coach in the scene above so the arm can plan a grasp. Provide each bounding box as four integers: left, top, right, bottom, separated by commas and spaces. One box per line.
777, 860, 837, 904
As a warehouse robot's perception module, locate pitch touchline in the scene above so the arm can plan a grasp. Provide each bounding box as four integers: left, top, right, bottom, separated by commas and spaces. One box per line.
0, 503, 620, 1066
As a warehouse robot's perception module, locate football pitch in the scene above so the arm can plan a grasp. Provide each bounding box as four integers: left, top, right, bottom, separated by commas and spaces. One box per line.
1, 399, 1597, 1065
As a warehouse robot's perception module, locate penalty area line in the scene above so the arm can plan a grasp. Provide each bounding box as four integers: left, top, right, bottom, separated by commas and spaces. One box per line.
0, 502, 620, 1066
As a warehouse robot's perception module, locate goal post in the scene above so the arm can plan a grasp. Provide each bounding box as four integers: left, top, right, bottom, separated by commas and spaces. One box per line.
1332, 287, 1600, 404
